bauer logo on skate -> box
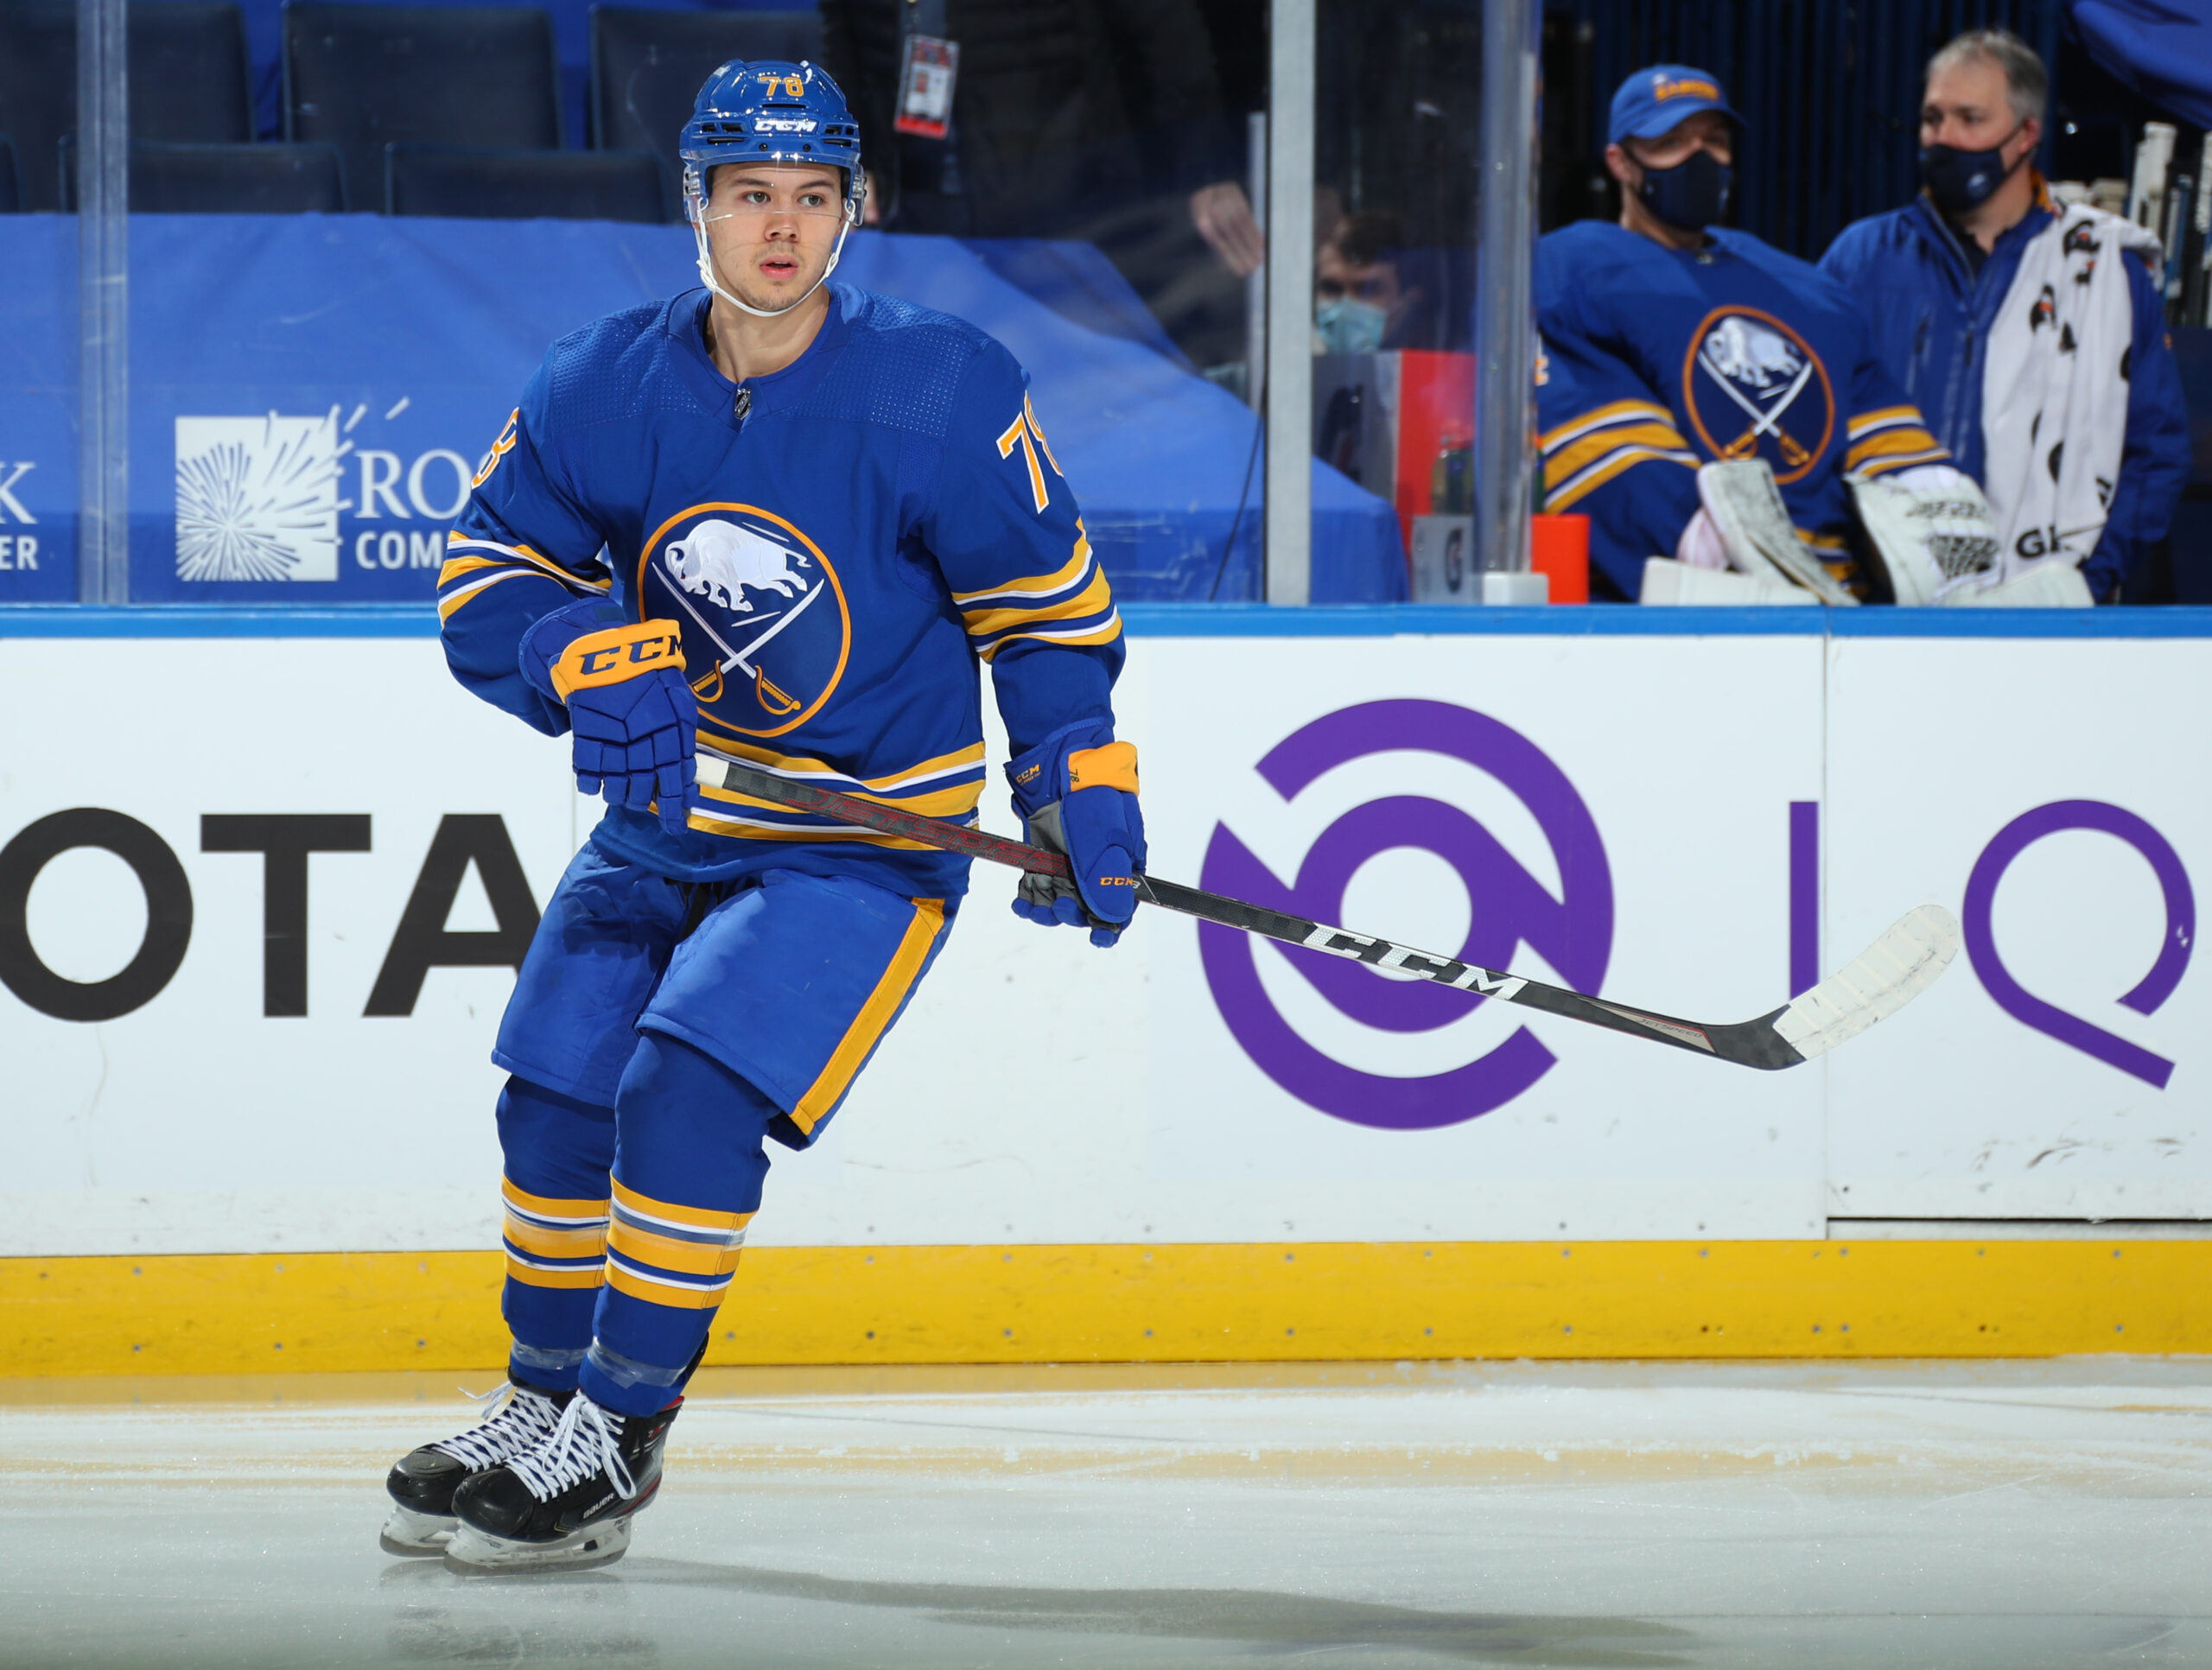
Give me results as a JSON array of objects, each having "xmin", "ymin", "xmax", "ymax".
[
  {"xmin": 637, "ymin": 503, "xmax": 850, "ymax": 740},
  {"xmin": 1197, "ymin": 700, "xmax": 1613, "ymax": 1131}
]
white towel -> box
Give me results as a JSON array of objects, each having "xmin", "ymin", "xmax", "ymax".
[{"xmin": 1980, "ymin": 203, "xmax": 2161, "ymax": 584}]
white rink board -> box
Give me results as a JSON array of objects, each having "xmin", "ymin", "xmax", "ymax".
[
  {"xmin": 1823, "ymin": 636, "xmax": 2212, "ymax": 1222},
  {"xmin": 0, "ymin": 625, "xmax": 2203, "ymax": 1256}
]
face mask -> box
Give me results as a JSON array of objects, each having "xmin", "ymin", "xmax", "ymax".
[
  {"xmin": 1919, "ymin": 128, "xmax": 2026, "ymax": 215},
  {"xmin": 1315, "ymin": 295, "xmax": 1387, "ymax": 354},
  {"xmin": 1637, "ymin": 146, "xmax": 1732, "ymax": 232}
]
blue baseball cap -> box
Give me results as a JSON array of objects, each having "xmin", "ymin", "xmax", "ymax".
[{"xmin": 1608, "ymin": 64, "xmax": 1741, "ymax": 145}]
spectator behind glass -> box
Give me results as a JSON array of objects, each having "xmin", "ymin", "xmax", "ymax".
[
  {"xmin": 817, "ymin": 0, "xmax": 1262, "ymax": 368},
  {"xmin": 1819, "ymin": 30, "xmax": 2189, "ymax": 601},
  {"xmin": 1315, "ymin": 213, "xmax": 1403, "ymax": 353},
  {"xmin": 1534, "ymin": 65, "xmax": 1955, "ymax": 600},
  {"xmin": 1314, "ymin": 211, "xmax": 1464, "ymax": 354}
]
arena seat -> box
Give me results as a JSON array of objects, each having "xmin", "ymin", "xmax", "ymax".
[
  {"xmin": 385, "ymin": 144, "xmax": 661, "ymax": 223},
  {"xmin": 59, "ymin": 137, "xmax": 344, "ymax": 213},
  {"xmin": 132, "ymin": 2, "xmax": 253, "ymax": 143},
  {"xmin": 590, "ymin": 7, "xmax": 821, "ymax": 219},
  {"xmin": 284, "ymin": 3, "xmax": 561, "ymax": 213},
  {"xmin": 0, "ymin": 0, "xmax": 251, "ymax": 212}
]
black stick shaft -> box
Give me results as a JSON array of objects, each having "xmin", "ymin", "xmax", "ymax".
[{"xmin": 703, "ymin": 757, "xmax": 1796, "ymax": 1069}]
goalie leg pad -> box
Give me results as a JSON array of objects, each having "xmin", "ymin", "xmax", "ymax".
[{"xmin": 1697, "ymin": 460, "xmax": 1860, "ymax": 606}]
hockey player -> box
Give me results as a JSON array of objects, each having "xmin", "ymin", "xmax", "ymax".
[
  {"xmin": 1537, "ymin": 65, "xmax": 1957, "ymax": 601},
  {"xmin": 383, "ymin": 60, "xmax": 1140, "ymax": 1573}
]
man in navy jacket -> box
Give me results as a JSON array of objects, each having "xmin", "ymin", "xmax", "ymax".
[{"xmin": 1821, "ymin": 29, "xmax": 2188, "ymax": 600}]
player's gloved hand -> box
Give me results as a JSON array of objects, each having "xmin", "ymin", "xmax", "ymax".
[
  {"xmin": 1005, "ymin": 725, "xmax": 1146, "ymax": 949},
  {"xmin": 520, "ymin": 600, "xmax": 696, "ymax": 835}
]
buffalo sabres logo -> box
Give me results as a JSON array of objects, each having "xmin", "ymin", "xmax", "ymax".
[
  {"xmin": 636, "ymin": 502, "xmax": 850, "ymax": 739},
  {"xmin": 1681, "ymin": 307, "xmax": 1834, "ymax": 485}
]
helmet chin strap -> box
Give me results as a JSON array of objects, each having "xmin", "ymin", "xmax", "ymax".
[{"xmin": 688, "ymin": 194, "xmax": 856, "ymax": 321}]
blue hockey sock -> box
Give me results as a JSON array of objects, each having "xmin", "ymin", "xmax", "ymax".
[
  {"xmin": 582, "ymin": 1032, "xmax": 776, "ymax": 1416},
  {"xmin": 494, "ymin": 1076, "xmax": 616, "ymax": 1392}
]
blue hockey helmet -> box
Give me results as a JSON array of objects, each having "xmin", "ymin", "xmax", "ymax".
[{"xmin": 680, "ymin": 60, "xmax": 865, "ymax": 223}]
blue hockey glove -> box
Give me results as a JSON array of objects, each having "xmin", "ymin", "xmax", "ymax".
[
  {"xmin": 521, "ymin": 601, "xmax": 696, "ymax": 835},
  {"xmin": 1005, "ymin": 726, "xmax": 1145, "ymax": 948}
]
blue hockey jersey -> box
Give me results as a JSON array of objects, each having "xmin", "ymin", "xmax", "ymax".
[
  {"xmin": 1536, "ymin": 222, "xmax": 1949, "ymax": 598},
  {"xmin": 437, "ymin": 283, "xmax": 1123, "ymax": 900}
]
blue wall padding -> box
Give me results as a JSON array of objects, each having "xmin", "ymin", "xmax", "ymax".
[{"xmin": 0, "ymin": 215, "xmax": 1404, "ymax": 606}]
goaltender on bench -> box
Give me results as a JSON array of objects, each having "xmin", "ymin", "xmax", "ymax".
[{"xmin": 1535, "ymin": 62, "xmax": 1996, "ymax": 606}]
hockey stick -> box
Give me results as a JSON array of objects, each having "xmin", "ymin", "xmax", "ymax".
[{"xmin": 698, "ymin": 753, "xmax": 1960, "ymax": 1072}]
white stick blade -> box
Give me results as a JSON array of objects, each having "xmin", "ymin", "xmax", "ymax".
[{"xmin": 1769, "ymin": 904, "xmax": 1960, "ymax": 1062}]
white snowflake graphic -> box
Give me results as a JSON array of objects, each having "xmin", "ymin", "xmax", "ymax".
[{"xmin": 175, "ymin": 412, "xmax": 345, "ymax": 581}]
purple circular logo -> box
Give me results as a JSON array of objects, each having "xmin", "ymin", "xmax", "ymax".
[
  {"xmin": 1198, "ymin": 700, "xmax": 1612, "ymax": 1130},
  {"xmin": 1964, "ymin": 799, "xmax": 2194, "ymax": 1089}
]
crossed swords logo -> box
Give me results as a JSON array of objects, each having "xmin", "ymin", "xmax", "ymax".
[{"xmin": 1698, "ymin": 332, "xmax": 1815, "ymax": 469}]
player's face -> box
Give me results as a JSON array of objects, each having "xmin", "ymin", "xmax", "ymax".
[
  {"xmin": 701, "ymin": 163, "xmax": 848, "ymax": 311},
  {"xmin": 1922, "ymin": 58, "xmax": 2031, "ymax": 156},
  {"xmin": 1629, "ymin": 110, "xmax": 1734, "ymax": 172}
]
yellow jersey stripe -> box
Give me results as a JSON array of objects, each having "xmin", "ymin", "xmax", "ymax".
[
  {"xmin": 791, "ymin": 899, "xmax": 947, "ymax": 1135},
  {"xmin": 976, "ymin": 613, "xmax": 1124, "ymax": 663},
  {"xmin": 962, "ymin": 568, "xmax": 1115, "ymax": 638},
  {"xmin": 697, "ymin": 780, "xmax": 983, "ymax": 820},
  {"xmin": 1543, "ymin": 422, "xmax": 1695, "ymax": 489},
  {"xmin": 1540, "ymin": 399, "xmax": 1676, "ymax": 453},
  {"xmin": 437, "ymin": 554, "xmax": 508, "ymax": 587},
  {"xmin": 443, "ymin": 534, "xmax": 609, "ymax": 592},
  {"xmin": 1544, "ymin": 446, "xmax": 1699, "ymax": 514},
  {"xmin": 1846, "ymin": 405, "xmax": 1924, "ymax": 438},
  {"xmin": 696, "ymin": 738, "xmax": 987, "ymax": 794},
  {"xmin": 683, "ymin": 812, "xmax": 947, "ymax": 850},
  {"xmin": 1847, "ymin": 429, "xmax": 1946, "ymax": 468},
  {"xmin": 948, "ymin": 532, "xmax": 1093, "ymax": 605},
  {"xmin": 436, "ymin": 568, "xmax": 540, "ymax": 621},
  {"xmin": 1853, "ymin": 448, "xmax": 1952, "ymax": 478}
]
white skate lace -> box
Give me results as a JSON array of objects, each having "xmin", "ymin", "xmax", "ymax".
[
  {"xmin": 505, "ymin": 1394, "xmax": 639, "ymax": 1505},
  {"xmin": 429, "ymin": 1382, "xmax": 563, "ymax": 1471}
]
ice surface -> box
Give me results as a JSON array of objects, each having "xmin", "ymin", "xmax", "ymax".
[{"xmin": 0, "ymin": 1358, "xmax": 2206, "ymax": 1667}]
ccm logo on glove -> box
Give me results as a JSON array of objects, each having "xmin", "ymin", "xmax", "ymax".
[{"xmin": 550, "ymin": 623, "xmax": 685, "ymax": 697}]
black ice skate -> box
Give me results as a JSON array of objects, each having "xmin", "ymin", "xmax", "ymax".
[
  {"xmin": 379, "ymin": 1380, "xmax": 574, "ymax": 1556},
  {"xmin": 443, "ymin": 1392, "xmax": 678, "ymax": 1573}
]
